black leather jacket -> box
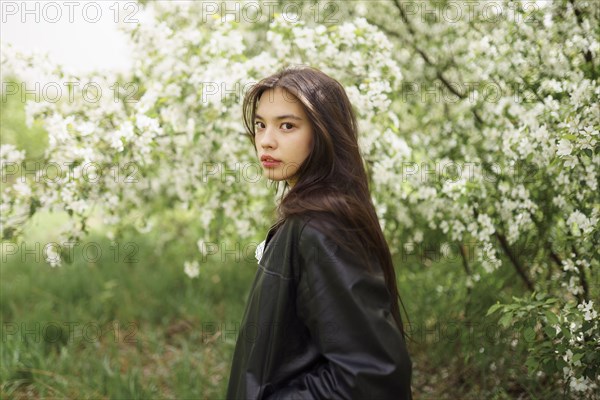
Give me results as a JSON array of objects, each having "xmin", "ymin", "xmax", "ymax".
[{"xmin": 226, "ymin": 215, "xmax": 413, "ymax": 399}]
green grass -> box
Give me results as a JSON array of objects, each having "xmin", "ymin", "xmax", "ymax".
[{"xmin": 1, "ymin": 211, "xmax": 256, "ymax": 399}]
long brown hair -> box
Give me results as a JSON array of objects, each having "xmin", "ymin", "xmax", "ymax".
[{"xmin": 242, "ymin": 65, "xmax": 410, "ymax": 339}]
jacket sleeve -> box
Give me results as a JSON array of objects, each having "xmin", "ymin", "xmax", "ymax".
[{"xmin": 266, "ymin": 222, "xmax": 413, "ymax": 400}]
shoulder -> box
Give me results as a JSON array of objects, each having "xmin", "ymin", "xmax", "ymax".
[
  {"xmin": 297, "ymin": 214, "xmax": 352, "ymax": 268},
  {"xmin": 283, "ymin": 213, "xmax": 338, "ymax": 246},
  {"xmin": 266, "ymin": 214, "xmax": 339, "ymax": 263},
  {"xmin": 277, "ymin": 213, "xmax": 357, "ymax": 262},
  {"xmin": 295, "ymin": 212, "xmax": 379, "ymax": 277},
  {"xmin": 298, "ymin": 211, "xmax": 357, "ymax": 251},
  {"xmin": 277, "ymin": 213, "xmax": 335, "ymax": 238}
]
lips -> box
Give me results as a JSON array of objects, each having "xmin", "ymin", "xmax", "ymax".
[{"xmin": 261, "ymin": 155, "xmax": 281, "ymax": 162}]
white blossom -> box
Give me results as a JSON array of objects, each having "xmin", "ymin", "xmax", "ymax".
[
  {"xmin": 577, "ymin": 301, "xmax": 598, "ymax": 322},
  {"xmin": 556, "ymin": 138, "xmax": 573, "ymax": 156},
  {"xmin": 184, "ymin": 260, "xmax": 200, "ymax": 278}
]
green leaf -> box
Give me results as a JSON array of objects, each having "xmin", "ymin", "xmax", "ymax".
[
  {"xmin": 486, "ymin": 303, "xmax": 503, "ymax": 316},
  {"xmin": 542, "ymin": 359, "xmax": 557, "ymax": 374},
  {"xmin": 523, "ymin": 327, "xmax": 536, "ymax": 342},
  {"xmin": 535, "ymin": 292, "xmax": 545, "ymax": 301},
  {"xmin": 499, "ymin": 313, "xmax": 513, "ymax": 328},
  {"xmin": 543, "ymin": 326, "xmax": 557, "ymax": 339},
  {"xmin": 544, "ymin": 311, "xmax": 559, "ymax": 325},
  {"xmin": 525, "ymin": 357, "xmax": 539, "ymax": 371}
]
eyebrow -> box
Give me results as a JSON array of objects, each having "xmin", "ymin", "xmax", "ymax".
[{"xmin": 255, "ymin": 114, "xmax": 303, "ymax": 121}]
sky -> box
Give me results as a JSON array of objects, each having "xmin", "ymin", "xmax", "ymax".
[{"xmin": 1, "ymin": 1, "xmax": 139, "ymax": 77}]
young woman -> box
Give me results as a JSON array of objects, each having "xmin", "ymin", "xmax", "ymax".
[{"xmin": 226, "ymin": 66, "xmax": 413, "ymax": 399}]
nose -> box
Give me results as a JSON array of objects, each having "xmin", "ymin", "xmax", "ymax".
[{"xmin": 259, "ymin": 125, "xmax": 277, "ymax": 150}]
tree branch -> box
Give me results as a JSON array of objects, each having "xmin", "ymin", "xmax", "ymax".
[
  {"xmin": 570, "ymin": 245, "xmax": 590, "ymax": 302},
  {"xmin": 495, "ymin": 232, "xmax": 535, "ymax": 292},
  {"xmin": 458, "ymin": 242, "xmax": 473, "ymax": 316},
  {"xmin": 384, "ymin": 0, "xmax": 483, "ymax": 125},
  {"xmin": 568, "ymin": 0, "xmax": 595, "ymax": 67}
]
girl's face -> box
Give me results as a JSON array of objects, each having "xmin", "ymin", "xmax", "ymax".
[{"xmin": 255, "ymin": 87, "xmax": 313, "ymax": 187}]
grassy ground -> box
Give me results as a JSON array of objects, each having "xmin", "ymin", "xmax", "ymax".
[
  {"xmin": 1, "ymin": 210, "xmax": 554, "ymax": 399},
  {"xmin": 1, "ymin": 210, "xmax": 253, "ymax": 399}
]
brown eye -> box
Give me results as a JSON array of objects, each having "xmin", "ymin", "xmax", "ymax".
[
  {"xmin": 255, "ymin": 121, "xmax": 265, "ymax": 129},
  {"xmin": 281, "ymin": 122, "xmax": 294, "ymax": 130}
]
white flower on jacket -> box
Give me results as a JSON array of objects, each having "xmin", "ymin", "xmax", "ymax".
[{"xmin": 256, "ymin": 239, "xmax": 266, "ymax": 263}]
